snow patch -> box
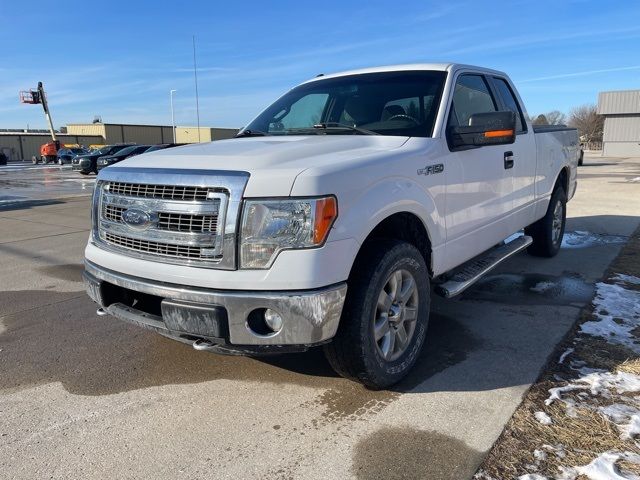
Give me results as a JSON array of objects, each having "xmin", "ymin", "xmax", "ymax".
[
  {"xmin": 561, "ymin": 231, "xmax": 627, "ymax": 249},
  {"xmin": 580, "ymin": 279, "xmax": 640, "ymax": 354},
  {"xmin": 534, "ymin": 411, "xmax": 553, "ymax": 425},
  {"xmin": 629, "ymin": 177, "xmax": 640, "ymax": 183},
  {"xmin": 559, "ymin": 347, "xmax": 575, "ymax": 364},
  {"xmin": 533, "ymin": 449, "xmax": 548, "ymax": 461},
  {"xmin": 546, "ymin": 370, "xmax": 640, "ymax": 406},
  {"xmin": 558, "ymin": 451, "xmax": 640, "ymax": 480}
]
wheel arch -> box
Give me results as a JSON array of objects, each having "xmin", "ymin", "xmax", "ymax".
[
  {"xmin": 350, "ymin": 211, "xmax": 434, "ymax": 279},
  {"xmin": 555, "ymin": 166, "xmax": 570, "ymax": 194}
]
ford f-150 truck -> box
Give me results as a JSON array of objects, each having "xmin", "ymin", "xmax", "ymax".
[{"xmin": 83, "ymin": 63, "xmax": 578, "ymax": 388}]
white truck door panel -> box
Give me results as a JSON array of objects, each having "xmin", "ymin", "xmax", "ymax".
[{"xmin": 441, "ymin": 73, "xmax": 514, "ymax": 270}]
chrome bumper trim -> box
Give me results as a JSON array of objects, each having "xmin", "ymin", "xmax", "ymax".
[{"xmin": 83, "ymin": 260, "xmax": 347, "ymax": 346}]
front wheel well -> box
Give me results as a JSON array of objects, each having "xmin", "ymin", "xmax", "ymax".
[{"xmin": 353, "ymin": 212, "xmax": 432, "ymax": 277}]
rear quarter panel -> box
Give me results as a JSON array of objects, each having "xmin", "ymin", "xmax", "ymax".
[{"xmin": 533, "ymin": 128, "xmax": 579, "ymax": 218}]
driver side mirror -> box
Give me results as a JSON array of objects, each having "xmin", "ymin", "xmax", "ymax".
[{"xmin": 448, "ymin": 111, "xmax": 516, "ymax": 150}]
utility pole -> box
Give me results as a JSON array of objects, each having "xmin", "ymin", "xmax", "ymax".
[
  {"xmin": 192, "ymin": 35, "xmax": 201, "ymax": 142},
  {"xmin": 170, "ymin": 89, "xmax": 177, "ymax": 143}
]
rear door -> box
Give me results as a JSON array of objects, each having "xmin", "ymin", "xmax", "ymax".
[
  {"xmin": 440, "ymin": 73, "xmax": 515, "ymax": 267},
  {"xmin": 488, "ymin": 76, "xmax": 537, "ymax": 226}
]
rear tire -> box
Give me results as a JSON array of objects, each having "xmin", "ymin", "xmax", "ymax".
[
  {"xmin": 525, "ymin": 186, "xmax": 567, "ymax": 257},
  {"xmin": 323, "ymin": 239, "xmax": 430, "ymax": 389}
]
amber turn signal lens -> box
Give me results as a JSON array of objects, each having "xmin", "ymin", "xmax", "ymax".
[
  {"xmin": 484, "ymin": 129, "xmax": 514, "ymax": 138},
  {"xmin": 313, "ymin": 197, "xmax": 338, "ymax": 244}
]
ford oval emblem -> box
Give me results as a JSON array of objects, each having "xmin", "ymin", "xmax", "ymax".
[{"xmin": 121, "ymin": 208, "xmax": 154, "ymax": 229}]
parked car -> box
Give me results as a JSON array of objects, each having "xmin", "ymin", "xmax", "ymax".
[
  {"xmin": 72, "ymin": 144, "xmax": 135, "ymax": 174},
  {"xmin": 57, "ymin": 147, "xmax": 88, "ymax": 165},
  {"xmin": 143, "ymin": 143, "xmax": 186, "ymax": 153},
  {"xmin": 83, "ymin": 63, "xmax": 579, "ymax": 388},
  {"xmin": 96, "ymin": 145, "xmax": 152, "ymax": 171}
]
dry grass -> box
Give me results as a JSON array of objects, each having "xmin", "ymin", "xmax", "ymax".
[
  {"xmin": 617, "ymin": 358, "xmax": 640, "ymax": 376},
  {"xmin": 478, "ymin": 225, "xmax": 640, "ymax": 479}
]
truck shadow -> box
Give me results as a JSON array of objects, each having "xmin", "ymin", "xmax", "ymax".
[{"xmin": 0, "ymin": 291, "xmax": 481, "ymax": 398}]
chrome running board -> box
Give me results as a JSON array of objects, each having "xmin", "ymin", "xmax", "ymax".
[{"xmin": 434, "ymin": 235, "xmax": 532, "ymax": 298}]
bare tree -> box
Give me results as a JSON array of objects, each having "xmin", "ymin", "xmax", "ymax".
[
  {"xmin": 532, "ymin": 114, "xmax": 549, "ymax": 125},
  {"xmin": 545, "ymin": 110, "xmax": 567, "ymax": 125},
  {"xmin": 528, "ymin": 111, "xmax": 566, "ymax": 125},
  {"xmin": 568, "ymin": 104, "xmax": 604, "ymax": 143}
]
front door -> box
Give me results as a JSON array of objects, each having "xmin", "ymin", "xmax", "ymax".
[{"xmin": 441, "ymin": 73, "xmax": 515, "ymax": 269}]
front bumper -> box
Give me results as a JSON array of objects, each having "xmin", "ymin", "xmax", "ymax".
[
  {"xmin": 73, "ymin": 158, "xmax": 93, "ymax": 172},
  {"xmin": 83, "ymin": 260, "xmax": 347, "ymax": 353}
]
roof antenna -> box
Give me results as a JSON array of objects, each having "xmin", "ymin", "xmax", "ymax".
[
  {"xmin": 316, "ymin": 73, "xmax": 324, "ymax": 77},
  {"xmin": 192, "ymin": 35, "xmax": 201, "ymax": 142}
]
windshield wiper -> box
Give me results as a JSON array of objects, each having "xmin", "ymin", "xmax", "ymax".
[
  {"xmin": 236, "ymin": 129, "xmax": 269, "ymax": 137},
  {"xmin": 313, "ymin": 122, "xmax": 378, "ymax": 135}
]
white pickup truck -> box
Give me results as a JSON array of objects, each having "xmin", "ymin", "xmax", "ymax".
[{"xmin": 84, "ymin": 63, "xmax": 579, "ymax": 388}]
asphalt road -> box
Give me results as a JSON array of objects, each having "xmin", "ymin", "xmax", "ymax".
[{"xmin": 1, "ymin": 154, "xmax": 639, "ymax": 479}]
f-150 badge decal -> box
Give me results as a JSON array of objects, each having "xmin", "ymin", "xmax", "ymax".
[{"xmin": 417, "ymin": 164, "xmax": 444, "ymax": 176}]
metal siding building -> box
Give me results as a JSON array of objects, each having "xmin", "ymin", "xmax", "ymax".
[
  {"xmin": 597, "ymin": 90, "xmax": 640, "ymax": 157},
  {"xmin": 1, "ymin": 124, "xmax": 239, "ymax": 161},
  {"xmin": 67, "ymin": 123, "xmax": 238, "ymax": 145},
  {"xmin": 0, "ymin": 133, "xmax": 104, "ymax": 161}
]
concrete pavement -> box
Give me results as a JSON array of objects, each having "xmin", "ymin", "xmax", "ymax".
[{"xmin": 0, "ymin": 153, "xmax": 639, "ymax": 479}]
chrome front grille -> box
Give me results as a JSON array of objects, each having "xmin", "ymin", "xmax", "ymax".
[
  {"xmin": 104, "ymin": 233, "xmax": 207, "ymax": 259},
  {"xmin": 103, "ymin": 204, "xmax": 218, "ymax": 233},
  {"xmin": 92, "ymin": 168, "xmax": 249, "ymax": 270},
  {"xmin": 107, "ymin": 181, "xmax": 211, "ymax": 201},
  {"xmin": 94, "ymin": 178, "xmax": 233, "ymax": 267}
]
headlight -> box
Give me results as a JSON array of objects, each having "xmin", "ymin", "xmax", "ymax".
[{"xmin": 240, "ymin": 196, "xmax": 337, "ymax": 269}]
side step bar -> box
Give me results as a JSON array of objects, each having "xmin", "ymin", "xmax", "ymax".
[{"xmin": 434, "ymin": 235, "xmax": 532, "ymax": 298}]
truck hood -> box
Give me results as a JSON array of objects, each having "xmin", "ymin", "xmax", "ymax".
[{"xmin": 119, "ymin": 135, "xmax": 409, "ymax": 196}]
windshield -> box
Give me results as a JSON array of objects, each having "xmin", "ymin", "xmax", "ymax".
[
  {"xmin": 71, "ymin": 148, "xmax": 86, "ymax": 154},
  {"xmin": 115, "ymin": 146, "xmax": 138, "ymax": 155},
  {"xmin": 108, "ymin": 145, "xmax": 132, "ymax": 154},
  {"xmin": 244, "ymin": 71, "xmax": 446, "ymax": 137},
  {"xmin": 145, "ymin": 144, "xmax": 172, "ymax": 152}
]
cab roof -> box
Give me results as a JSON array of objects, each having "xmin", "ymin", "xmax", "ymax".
[{"xmin": 302, "ymin": 63, "xmax": 508, "ymax": 84}]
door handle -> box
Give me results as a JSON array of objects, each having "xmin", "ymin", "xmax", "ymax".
[{"xmin": 504, "ymin": 151, "xmax": 514, "ymax": 169}]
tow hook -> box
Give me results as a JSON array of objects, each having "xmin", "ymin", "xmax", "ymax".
[{"xmin": 192, "ymin": 339, "xmax": 216, "ymax": 351}]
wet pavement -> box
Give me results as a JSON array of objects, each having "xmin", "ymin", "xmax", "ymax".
[
  {"xmin": 0, "ymin": 162, "xmax": 95, "ymax": 208},
  {"xmin": 0, "ymin": 153, "xmax": 639, "ymax": 479}
]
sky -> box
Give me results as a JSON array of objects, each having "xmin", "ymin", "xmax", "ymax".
[{"xmin": 1, "ymin": 0, "xmax": 639, "ymax": 130}]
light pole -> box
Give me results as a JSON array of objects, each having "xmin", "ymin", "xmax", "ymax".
[{"xmin": 170, "ymin": 89, "xmax": 177, "ymax": 143}]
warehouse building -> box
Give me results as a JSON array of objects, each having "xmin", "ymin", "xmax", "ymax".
[
  {"xmin": 0, "ymin": 132, "xmax": 104, "ymax": 161},
  {"xmin": 597, "ymin": 89, "xmax": 640, "ymax": 157},
  {"xmin": 66, "ymin": 123, "xmax": 238, "ymax": 145},
  {"xmin": 0, "ymin": 123, "xmax": 239, "ymax": 161}
]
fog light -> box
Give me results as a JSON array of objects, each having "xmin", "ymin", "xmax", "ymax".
[{"xmin": 264, "ymin": 309, "xmax": 283, "ymax": 333}]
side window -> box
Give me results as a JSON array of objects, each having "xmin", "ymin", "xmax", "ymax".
[
  {"xmin": 493, "ymin": 78, "xmax": 525, "ymax": 132},
  {"xmin": 449, "ymin": 75, "xmax": 497, "ymax": 127},
  {"xmin": 269, "ymin": 93, "xmax": 329, "ymax": 132}
]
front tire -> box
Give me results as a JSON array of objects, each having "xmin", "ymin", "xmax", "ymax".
[
  {"xmin": 324, "ymin": 239, "xmax": 430, "ymax": 389},
  {"xmin": 525, "ymin": 186, "xmax": 567, "ymax": 257}
]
